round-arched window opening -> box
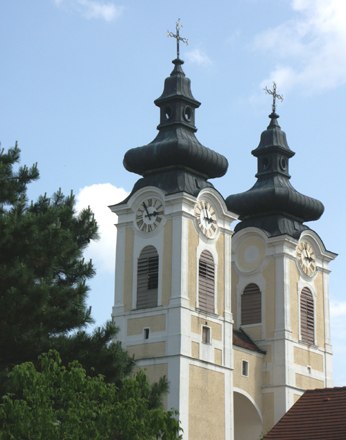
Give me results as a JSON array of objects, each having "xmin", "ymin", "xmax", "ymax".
[
  {"xmin": 280, "ymin": 157, "xmax": 287, "ymax": 171},
  {"xmin": 164, "ymin": 106, "xmax": 173, "ymax": 121},
  {"xmin": 183, "ymin": 106, "xmax": 192, "ymax": 122}
]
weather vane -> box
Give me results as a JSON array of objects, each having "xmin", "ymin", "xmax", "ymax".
[
  {"xmin": 264, "ymin": 82, "xmax": 283, "ymax": 114},
  {"xmin": 167, "ymin": 18, "xmax": 188, "ymax": 60}
]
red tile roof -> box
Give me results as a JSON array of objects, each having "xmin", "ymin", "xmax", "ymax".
[
  {"xmin": 264, "ymin": 386, "xmax": 346, "ymax": 440},
  {"xmin": 233, "ymin": 328, "xmax": 265, "ymax": 354}
]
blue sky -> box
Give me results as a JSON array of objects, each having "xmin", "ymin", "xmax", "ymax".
[{"xmin": 1, "ymin": 0, "xmax": 345, "ymax": 384}]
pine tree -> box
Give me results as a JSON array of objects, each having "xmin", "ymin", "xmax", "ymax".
[
  {"xmin": 0, "ymin": 145, "xmax": 133, "ymax": 384},
  {"xmin": 0, "ymin": 145, "xmax": 181, "ymax": 437}
]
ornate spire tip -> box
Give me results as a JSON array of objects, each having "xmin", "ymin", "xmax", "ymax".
[
  {"xmin": 167, "ymin": 18, "xmax": 188, "ymax": 60},
  {"xmin": 264, "ymin": 81, "xmax": 283, "ymax": 114}
]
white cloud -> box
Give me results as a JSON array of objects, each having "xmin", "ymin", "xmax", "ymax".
[
  {"xmin": 54, "ymin": 0, "xmax": 124, "ymax": 22},
  {"xmin": 76, "ymin": 183, "xmax": 128, "ymax": 274},
  {"xmin": 254, "ymin": 0, "xmax": 346, "ymax": 93},
  {"xmin": 185, "ymin": 49, "xmax": 212, "ymax": 66}
]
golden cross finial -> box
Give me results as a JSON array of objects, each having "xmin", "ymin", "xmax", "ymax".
[
  {"xmin": 264, "ymin": 82, "xmax": 283, "ymax": 113},
  {"xmin": 167, "ymin": 19, "xmax": 188, "ymax": 59}
]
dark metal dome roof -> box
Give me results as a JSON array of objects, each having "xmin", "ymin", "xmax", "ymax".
[
  {"xmin": 226, "ymin": 112, "xmax": 324, "ymax": 238},
  {"xmin": 123, "ymin": 59, "xmax": 228, "ymax": 197}
]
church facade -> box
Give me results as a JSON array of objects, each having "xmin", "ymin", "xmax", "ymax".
[{"xmin": 110, "ymin": 43, "xmax": 336, "ymax": 439}]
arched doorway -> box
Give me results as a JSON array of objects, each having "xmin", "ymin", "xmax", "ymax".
[{"xmin": 234, "ymin": 391, "xmax": 262, "ymax": 440}]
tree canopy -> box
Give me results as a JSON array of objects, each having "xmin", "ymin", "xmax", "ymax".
[
  {"xmin": 0, "ymin": 144, "xmax": 132, "ymax": 383},
  {"xmin": 0, "ymin": 144, "xmax": 182, "ymax": 437},
  {"xmin": 0, "ymin": 351, "xmax": 181, "ymax": 440}
]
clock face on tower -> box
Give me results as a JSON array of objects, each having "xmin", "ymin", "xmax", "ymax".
[
  {"xmin": 296, "ymin": 241, "xmax": 316, "ymax": 277},
  {"xmin": 135, "ymin": 197, "xmax": 164, "ymax": 233},
  {"xmin": 194, "ymin": 200, "xmax": 218, "ymax": 239}
]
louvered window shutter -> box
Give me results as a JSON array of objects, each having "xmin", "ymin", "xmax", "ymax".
[
  {"xmin": 241, "ymin": 283, "xmax": 262, "ymax": 325},
  {"xmin": 137, "ymin": 246, "xmax": 159, "ymax": 309},
  {"xmin": 300, "ymin": 287, "xmax": 314, "ymax": 345},
  {"xmin": 198, "ymin": 250, "xmax": 215, "ymax": 313}
]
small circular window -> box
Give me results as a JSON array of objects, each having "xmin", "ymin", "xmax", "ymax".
[
  {"xmin": 280, "ymin": 157, "xmax": 287, "ymax": 171},
  {"xmin": 183, "ymin": 106, "xmax": 192, "ymax": 122}
]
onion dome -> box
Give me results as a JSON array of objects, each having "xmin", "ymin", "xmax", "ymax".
[
  {"xmin": 123, "ymin": 58, "xmax": 228, "ymax": 197},
  {"xmin": 226, "ymin": 112, "xmax": 324, "ymax": 239}
]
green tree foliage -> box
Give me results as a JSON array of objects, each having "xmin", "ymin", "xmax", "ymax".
[
  {"xmin": 0, "ymin": 145, "xmax": 134, "ymax": 383},
  {"xmin": 0, "ymin": 351, "xmax": 182, "ymax": 439},
  {"xmin": 0, "ymin": 144, "xmax": 181, "ymax": 437}
]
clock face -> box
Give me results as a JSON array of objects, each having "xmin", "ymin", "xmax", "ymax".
[
  {"xmin": 194, "ymin": 200, "xmax": 218, "ymax": 238},
  {"xmin": 296, "ymin": 241, "xmax": 316, "ymax": 277},
  {"xmin": 136, "ymin": 197, "xmax": 164, "ymax": 233}
]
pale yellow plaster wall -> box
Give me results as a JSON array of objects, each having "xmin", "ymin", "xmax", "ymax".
[
  {"xmin": 124, "ymin": 228, "xmax": 134, "ymax": 312},
  {"xmin": 191, "ymin": 341, "xmax": 199, "ymax": 359},
  {"xmin": 233, "ymin": 347, "xmax": 263, "ymax": 409},
  {"xmin": 261, "ymin": 344, "xmax": 272, "ymax": 363},
  {"xmin": 191, "ymin": 316, "xmax": 222, "ymax": 341},
  {"xmin": 189, "ymin": 365, "xmax": 225, "ymax": 440},
  {"xmin": 262, "ymin": 371, "xmax": 270, "ymax": 386},
  {"xmin": 263, "ymin": 258, "xmax": 276, "ymax": 339},
  {"xmin": 294, "ymin": 393, "xmax": 302, "ymax": 403},
  {"xmin": 162, "ymin": 219, "xmax": 173, "ymax": 306},
  {"xmin": 262, "ymin": 392, "xmax": 274, "ymax": 435},
  {"xmin": 188, "ymin": 222, "xmax": 199, "ymax": 307},
  {"xmin": 127, "ymin": 341, "xmax": 166, "ymax": 359},
  {"xmin": 127, "ymin": 314, "xmax": 166, "ymax": 336},
  {"xmin": 315, "ymin": 272, "xmax": 325, "ymax": 347},
  {"xmin": 216, "ymin": 233, "xmax": 225, "ymax": 316},
  {"xmin": 294, "ymin": 347, "xmax": 324, "ymax": 372},
  {"xmin": 295, "ymin": 373, "xmax": 324, "ymax": 389},
  {"xmin": 242, "ymin": 324, "xmax": 262, "ymax": 341},
  {"xmin": 289, "ymin": 259, "xmax": 300, "ymax": 340}
]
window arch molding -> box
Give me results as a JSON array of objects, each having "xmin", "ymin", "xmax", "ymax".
[{"xmin": 132, "ymin": 234, "xmax": 163, "ymax": 309}]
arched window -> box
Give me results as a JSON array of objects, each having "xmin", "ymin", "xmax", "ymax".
[
  {"xmin": 300, "ymin": 287, "xmax": 314, "ymax": 345},
  {"xmin": 137, "ymin": 245, "xmax": 159, "ymax": 309},
  {"xmin": 241, "ymin": 283, "xmax": 261, "ymax": 325},
  {"xmin": 198, "ymin": 250, "xmax": 215, "ymax": 313}
]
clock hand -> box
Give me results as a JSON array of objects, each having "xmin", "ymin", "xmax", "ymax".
[
  {"xmin": 142, "ymin": 202, "xmax": 152, "ymax": 219},
  {"xmin": 152, "ymin": 210, "xmax": 163, "ymax": 216}
]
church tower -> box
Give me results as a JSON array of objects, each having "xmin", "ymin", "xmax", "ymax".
[
  {"xmin": 111, "ymin": 24, "xmax": 237, "ymax": 440},
  {"xmin": 226, "ymin": 90, "xmax": 336, "ymax": 434}
]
